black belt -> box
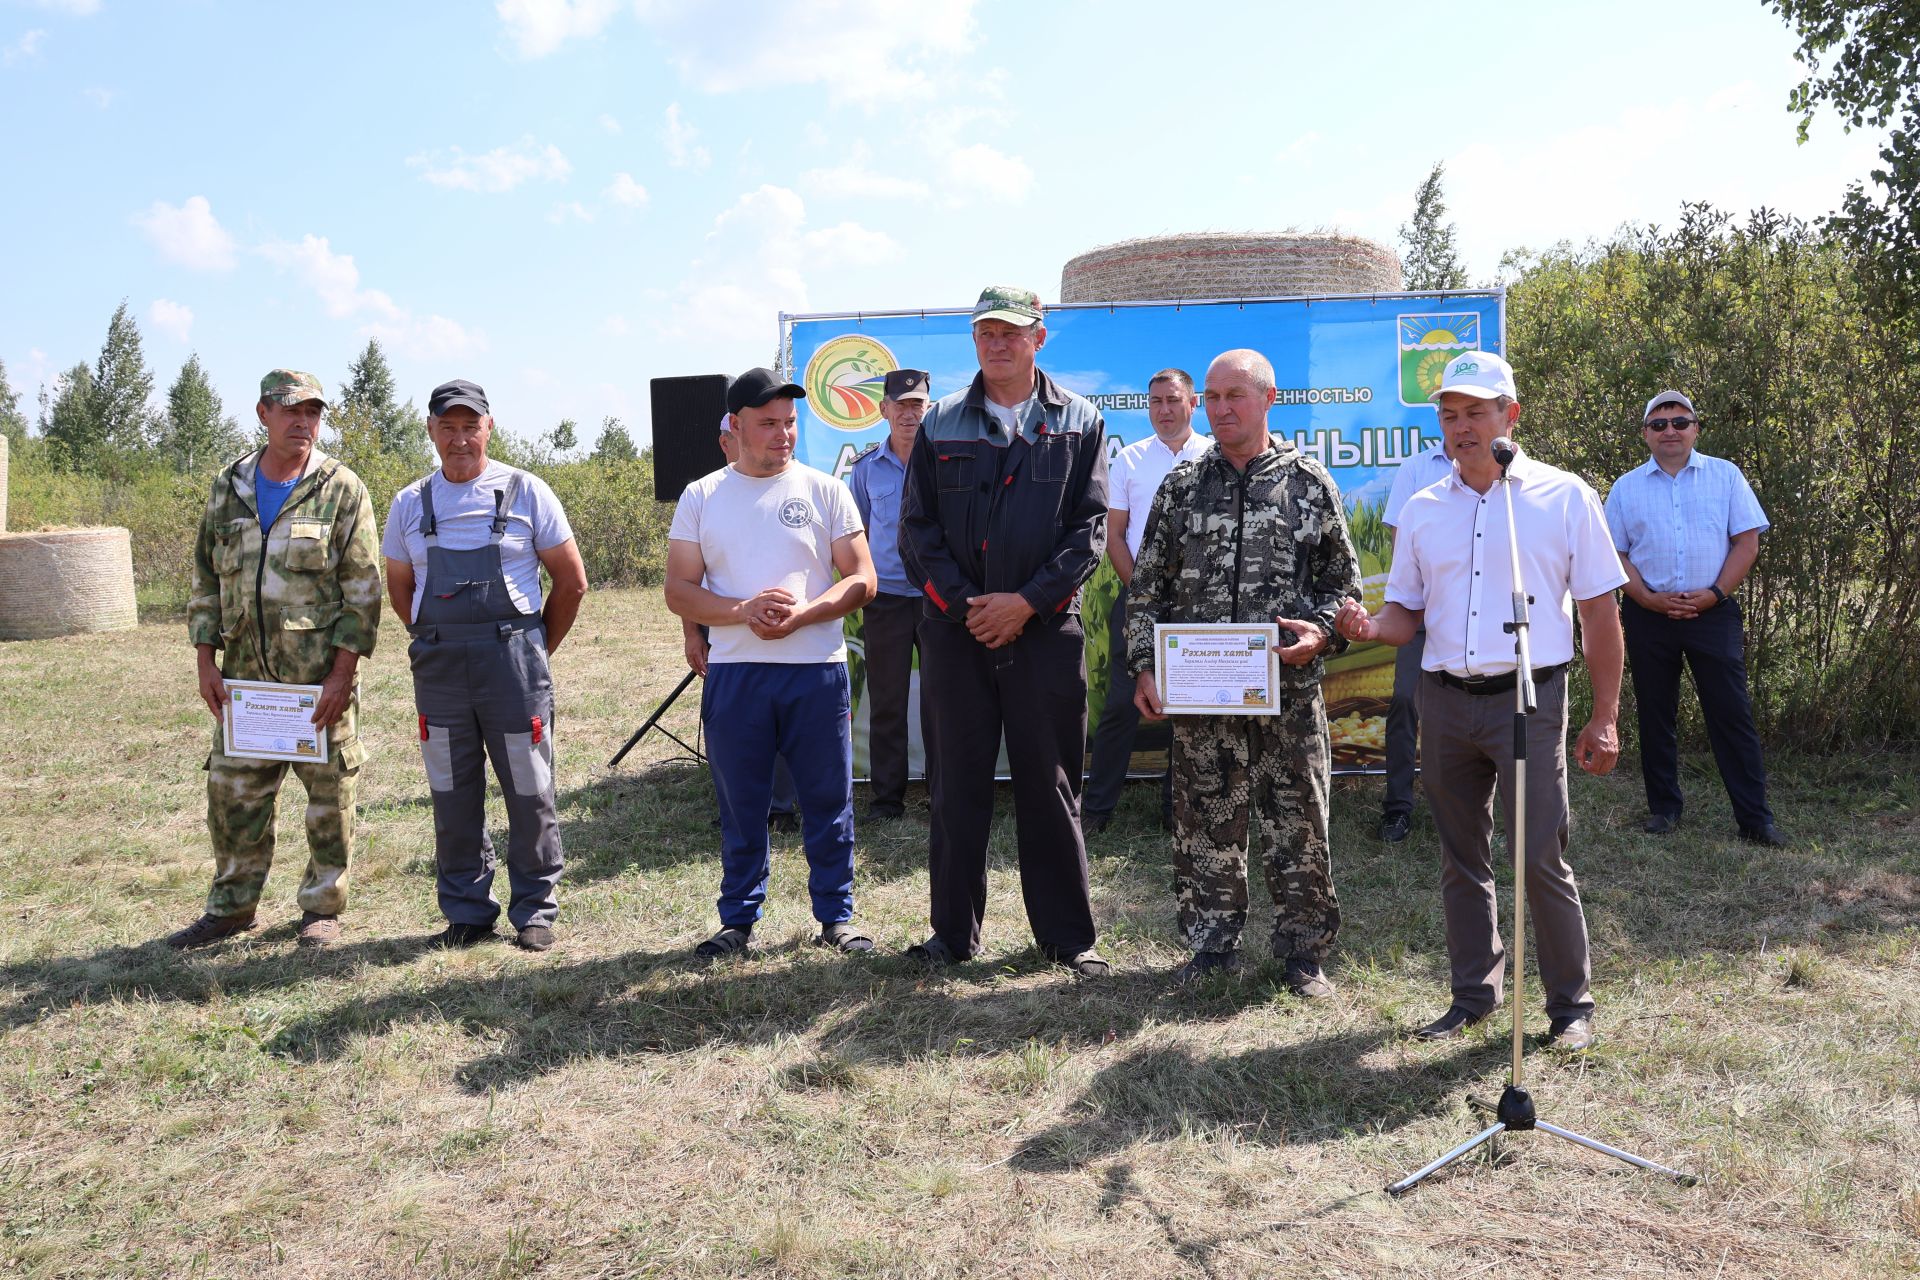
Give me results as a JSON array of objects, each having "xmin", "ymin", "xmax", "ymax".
[{"xmin": 1428, "ymin": 664, "xmax": 1565, "ymax": 695}]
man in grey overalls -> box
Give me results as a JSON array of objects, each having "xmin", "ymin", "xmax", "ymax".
[{"xmin": 383, "ymin": 379, "xmax": 590, "ymax": 950}]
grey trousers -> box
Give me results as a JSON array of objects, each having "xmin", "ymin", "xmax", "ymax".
[
  {"xmin": 1417, "ymin": 668, "xmax": 1594, "ymax": 1021},
  {"xmin": 1381, "ymin": 628, "xmax": 1426, "ymax": 819}
]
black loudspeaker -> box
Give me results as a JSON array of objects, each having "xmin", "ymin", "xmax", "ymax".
[{"xmin": 650, "ymin": 374, "xmax": 731, "ymax": 501}]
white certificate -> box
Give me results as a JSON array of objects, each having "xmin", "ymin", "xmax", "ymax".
[
  {"xmin": 1153, "ymin": 624, "xmax": 1282, "ymax": 716},
  {"xmin": 222, "ymin": 680, "xmax": 330, "ymax": 763}
]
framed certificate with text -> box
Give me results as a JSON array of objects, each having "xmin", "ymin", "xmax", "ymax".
[
  {"xmin": 222, "ymin": 680, "xmax": 330, "ymax": 763},
  {"xmin": 1153, "ymin": 624, "xmax": 1283, "ymax": 716}
]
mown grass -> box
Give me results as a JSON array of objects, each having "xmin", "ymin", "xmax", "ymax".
[{"xmin": 0, "ymin": 589, "xmax": 1915, "ymax": 1278}]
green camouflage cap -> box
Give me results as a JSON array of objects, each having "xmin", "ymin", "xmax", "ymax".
[
  {"xmin": 971, "ymin": 284, "xmax": 1044, "ymax": 327},
  {"xmin": 260, "ymin": 368, "xmax": 329, "ymax": 407}
]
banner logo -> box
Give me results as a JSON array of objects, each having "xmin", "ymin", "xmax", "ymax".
[
  {"xmin": 804, "ymin": 335, "xmax": 898, "ymax": 431},
  {"xmin": 1397, "ymin": 313, "xmax": 1481, "ymax": 406}
]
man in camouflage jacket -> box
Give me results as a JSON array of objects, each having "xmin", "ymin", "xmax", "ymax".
[
  {"xmin": 168, "ymin": 369, "xmax": 382, "ymax": 950},
  {"xmin": 1126, "ymin": 349, "xmax": 1362, "ymax": 994}
]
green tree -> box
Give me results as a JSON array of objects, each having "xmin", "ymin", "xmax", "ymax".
[
  {"xmin": 592, "ymin": 416, "xmax": 637, "ymax": 462},
  {"xmin": 1398, "ymin": 161, "xmax": 1469, "ymax": 291},
  {"xmin": 41, "ymin": 362, "xmax": 101, "ymax": 471},
  {"xmin": 157, "ymin": 353, "xmax": 246, "ymax": 472},
  {"xmin": 0, "ymin": 357, "xmax": 27, "ymax": 446},
  {"xmin": 340, "ymin": 338, "xmax": 429, "ymax": 462},
  {"xmin": 549, "ymin": 418, "xmax": 579, "ymax": 455},
  {"xmin": 91, "ymin": 299, "xmax": 158, "ymax": 463},
  {"xmin": 1773, "ymin": 0, "xmax": 1920, "ymax": 300}
]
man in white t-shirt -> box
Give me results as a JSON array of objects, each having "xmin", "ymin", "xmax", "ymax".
[
  {"xmin": 1336, "ymin": 351, "xmax": 1626, "ymax": 1054},
  {"xmin": 1083, "ymin": 367, "xmax": 1211, "ymax": 834},
  {"xmin": 384, "ymin": 378, "xmax": 589, "ymax": 953},
  {"xmin": 666, "ymin": 367, "xmax": 878, "ymax": 961}
]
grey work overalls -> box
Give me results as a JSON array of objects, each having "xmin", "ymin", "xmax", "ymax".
[{"xmin": 407, "ymin": 469, "xmax": 563, "ymax": 930}]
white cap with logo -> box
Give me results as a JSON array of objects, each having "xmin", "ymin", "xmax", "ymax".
[{"xmin": 1430, "ymin": 350, "xmax": 1517, "ymax": 402}]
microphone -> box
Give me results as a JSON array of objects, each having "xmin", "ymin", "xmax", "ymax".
[{"xmin": 1491, "ymin": 437, "xmax": 1516, "ymax": 470}]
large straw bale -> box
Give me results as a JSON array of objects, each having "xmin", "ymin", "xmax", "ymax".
[
  {"xmin": 1061, "ymin": 231, "xmax": 1403, "ymax": 303},
  {"xmin": 0, "ymin": 526, "xmax": 139, "ymax": 641}
]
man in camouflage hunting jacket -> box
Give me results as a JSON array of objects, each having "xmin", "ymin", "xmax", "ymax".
[
  {"xmin": 1127, "ymin": 349, "xmax": 1362, "ymax": 995},
  {"xmin": 168, "ymin": 369, "xmax": 382, "ymax": 951}
]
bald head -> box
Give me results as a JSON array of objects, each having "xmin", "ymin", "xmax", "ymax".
[{"xmin": 1207, "ymin": 348, "xmax": 1276, "ymax": 393}]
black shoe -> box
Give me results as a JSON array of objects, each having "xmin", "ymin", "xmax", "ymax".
[
  {"xmin": 865, "ymin": 804, "xmax": 905, "ymax": 824},
  {"xmin": 1378, "ymin": 813, "xmax": 1412, "ymax": 843},
  {"xmin": 1739, "ymin": 823, "xmax": 1788, "ymax": 847},
  {"xmin": 432, "ymin": 922, "xmax": 497, "ymax": 949},
  {"xmin": 1175, "ymin": 949, "xmax": 1242, "ymax": 985},
  {"xmin": 768, "ymin": 811, "xmax": 799, "ymax": 834},
  {"xmin": 1082, "ymin": 811, "xmax": 1111, "ymax": 836},
  {"xmin": 514, "ymin": 925, "xmax": 555, "ymax": 952},
  {"xmin": 1547, "ymin": 1015, "xmax": 1595, "ymax": 1052},
  {"xmin": 1643, "ymin": 812, "xmax": 1681, "ymax": 835},
  {"xmin": 1284, "ymin": 956, "xmax": 1334, "ymax": 999},
  {"xmin": 1412, "ymin": 1005, "xmax": 1485, "ymax": 1040}
]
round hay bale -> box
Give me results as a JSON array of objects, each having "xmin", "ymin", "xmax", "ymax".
[
  {"xmin": 1060, "ymin": 231, "xmax": 1403, "ymax": 304},
  {"xmin": 0, "ymin": 527, "xmax": 139, "ymax": 641}
]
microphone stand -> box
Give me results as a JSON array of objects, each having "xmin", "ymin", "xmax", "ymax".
[{"xmin": 1386, "ymin": 439, "xmax": 1694, "ymax": 1196}]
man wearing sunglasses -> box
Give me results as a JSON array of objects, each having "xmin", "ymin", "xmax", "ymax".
[{"xmin": 1604, "ymin": 391, "xmax": 1783, "ymax": 846}]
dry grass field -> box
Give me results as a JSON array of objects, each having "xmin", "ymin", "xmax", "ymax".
[{"xmin": 1, "ymin": 589, "xmax": 1916, "ymax": 1278}]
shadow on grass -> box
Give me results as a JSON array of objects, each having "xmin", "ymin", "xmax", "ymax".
[
  {"xmin": 262, "ymin": 941, "xmax": 1316, "ymax": 1094},
  {"xmin": 1011, "ymin": 1028, "xmax": 1494, "ymax": 1172}
]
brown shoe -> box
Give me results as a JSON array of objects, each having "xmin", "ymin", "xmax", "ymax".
[
  {"xmin": 1548, "ymin": 1016, "xmax": 1595, "ymax": 1053},
  {"xmin": 166, "ymin": 911, "xmax": 257, "ymax": 951},
  {"xmin": 296, "ymin": 912, "xmax": 341, "ymax": 948}
]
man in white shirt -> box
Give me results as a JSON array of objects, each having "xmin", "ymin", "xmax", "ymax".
[
  {"xmin": 1083, "ymin": 368, "xmax": 1211, "ymax": 834},
  {"xmin": 665, "ymin": 368, "xmax": 878, "ymax": 961},
  {"xmin": 1335, "ymin": 351, "xmax": 1626, "ymax": 1053},
  {"xmin": 1375, "ymin": 438, "xmax": 1454, "ymax": 843}
]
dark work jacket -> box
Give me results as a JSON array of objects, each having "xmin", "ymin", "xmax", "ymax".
[{"xmin": 900, "ymin": 367, "xmax": 1108, "ymax": 626}]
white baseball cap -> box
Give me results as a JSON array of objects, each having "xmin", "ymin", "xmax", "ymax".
[
  {"xmin": 1643, "ymin": 390, "xmax": 1695, "ymax": 421},
  {"xmin": 1431, "ymin": 350, "xmax": 1517, "ymax": 402}
]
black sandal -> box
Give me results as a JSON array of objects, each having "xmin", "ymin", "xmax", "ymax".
[
  {"xmin": 905, "ymin": 935, "xmax": 960, "ymax": 965},
  {"xmin": 693, "ymin": 926, "xmax": 753, "ymax": 961},
  {"xmin": 815, "ymin": 921, "xmax": 874, "ymax": 953}
]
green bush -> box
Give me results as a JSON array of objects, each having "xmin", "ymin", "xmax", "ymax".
[{"xmin": 1506, "ymin": 204, "xmax": 1920, "ymax": 746}]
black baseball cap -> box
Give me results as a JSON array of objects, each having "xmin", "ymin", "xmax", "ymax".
[
  {"xmin": 429, "ymin": 379, "xmax": 490, "ymax": 417},
  {"xmin": 727, "ymin": 367, "xmax": 806, "ymax": 415}
]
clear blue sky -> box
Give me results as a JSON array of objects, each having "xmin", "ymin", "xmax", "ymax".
[{"xmin": 0, "ymin": 0, "xmax": 1882, "ymax": 448}]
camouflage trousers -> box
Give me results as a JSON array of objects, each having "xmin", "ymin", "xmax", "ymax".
[
  {"xmin": 204, "ymin": 698, "xmax": 365, "ymax": 919},
  {"xmin": 1170, "ymin": 685, "xmax": 1337, "ymax": 959}
]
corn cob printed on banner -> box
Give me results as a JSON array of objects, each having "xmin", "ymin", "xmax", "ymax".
[{"xmin": 785, "ymin": 291, "xmax": 1505, "ymax": 774}]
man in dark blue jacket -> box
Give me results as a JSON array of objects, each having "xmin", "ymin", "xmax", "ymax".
[{"xmin": 901, "ymin": 285, "xmax": 1110, "ymax": 975}]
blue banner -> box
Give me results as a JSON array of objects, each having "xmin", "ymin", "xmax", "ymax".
[{"xmin": 785, "ymin": 291, "xmax": 1505, "ymax": 775}]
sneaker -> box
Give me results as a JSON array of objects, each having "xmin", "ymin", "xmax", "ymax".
[
  {"xmin": 1175, "ymin": 949, "xmax": 1242, "ymax": 985},
  {"xmin": 1284, "ymin": 956, "xmax": 1334, "ymax": 999},
  {"xmin": 1547, "ymin": 1015, "xmax": 1596, "ymax": 1053},
  {"xmin": 432, "ymin": 922, "xmax": 497, "ymax": 949},
  {"xmin": 1378, "ymin": 813, "xmax": 1412, "ymax": 843},
  {"xmin": 165, "ymin": 911, "xmax": 257, "ymax": 951},
  {"xmin": 295, "ymin": 912, "xmax": 340, "ymax": 948},
  {"xmin": 515, "ymin": 925, "xmax": 555, "ymax": 952}
]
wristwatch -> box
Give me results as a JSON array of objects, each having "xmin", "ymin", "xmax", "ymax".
[{"xmin": 1708, "ymin": 585, "xmax": 1728, "ymax": 605}]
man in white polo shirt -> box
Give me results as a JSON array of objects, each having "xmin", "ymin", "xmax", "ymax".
[
  {"xmin": 1083, "ymin": 367, "xmax": 1211, "ymax": 834},
  {"xmin": 1335, "ymin": 351, "xmax": 1626, "ymax": 1053},
  {"xmin": 665, "ymin": 368, "xmax": 878, "ymax": 961}
]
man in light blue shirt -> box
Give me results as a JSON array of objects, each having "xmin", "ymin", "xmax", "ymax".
[
  {"xmin": 845, "ymin": 369, "xmax": 931, "ymax": 821},
  {"xmin": 1374, "ymin": 438, "xmax": 1454, "ymax": 843},
  {"xmin": 1605, "ymin": 390, "xmax": 1782, "ymax": 846}
]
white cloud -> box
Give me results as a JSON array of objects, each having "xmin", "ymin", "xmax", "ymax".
[
  {"xmin": 1278, "ymin": 131, "xmax": 1322, "ymax": 162},
  {"xmin": 547, "ymin": 200, "xmax": 595, "ymax": 223},
  {"xmin": 598, "ymin": 112, "xmax": 622, "ymax": 134},
  {"xmin": 257, "ymin": 233, "xmax": 483, "ymax": 360},
  {"xmin": 944, "ymin": 143, "xmax": 1032, "ymax": 204},
  {"xmin": 30, "ymin": 0, "xmax": 100, "ymax": 14},
  {"xmin": 2, "ymin": 29, "xmax": 46, "ymax": 66},
  {"xmin": 147, "ymin": 299, "xmax": 193, "ymax": 343},
  {"xmin": 670, "ymin": 184, "xmax": 811, "ymax": 340},
  {"xmin": 408, "ymin": 138, "xmax": 571, "ymax": 193},
  {"xmin": 661, "ymin": 103, "xmax": 710, "ymax": 169},
  {"xmin": 801, "ymin": 142, "xmax": 930, "ymax": 202},
  {"xmin": 605, "ymin": 172, "xmax": 649, "ymax": 207},
  {"xmin": 600, "ymin": 314, "xmax": 630, "ymax": 337},
  {"xmin": 495, "ymin": 0, "xmax": 621, "ymax": 58},
  {"xmin": 801, "ymin": 221, "xmax": 901, "ymax": 266},
  {"xmin": 82, "ymin": 85, "xmax": 112, "ymax": 108},
  {"xmin": 131, "ymin": 195, "xmax": 237, "ymax": 271}
]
